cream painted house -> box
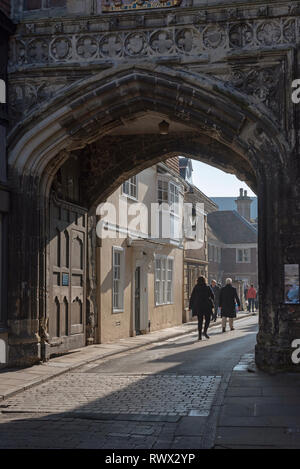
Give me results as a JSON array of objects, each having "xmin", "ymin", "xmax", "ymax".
[{"xmin": 96, "ymin": 160, "xmax": 186, "ymax": 343}]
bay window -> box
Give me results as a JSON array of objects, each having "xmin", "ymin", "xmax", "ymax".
[{"xmin": 155, "ymin": 255, "xmax": 174, "ymax": 305}]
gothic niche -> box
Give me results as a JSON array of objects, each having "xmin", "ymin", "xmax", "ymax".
[{"xmin": 51, "ymin": 157, "xmax": 81, "ymax": 204}]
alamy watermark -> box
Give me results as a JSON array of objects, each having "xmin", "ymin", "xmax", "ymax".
[
  {"xmin": 0, "ymin": 339, "xmax": 6, "ymax": 364},
  {"xmin": 291, "ymin": 339, "xmax": 300, "ymax": 365},
  {"xmin": 0, "ymin": 79, "xmax": 6, "ymax": 104},
  {"xmin": 96, "ymin": 201, "xmax": 205, "ymax": 250},
  {"xmin": 292, "ymin": 80, "xmax": 300, "ymax": 104}
]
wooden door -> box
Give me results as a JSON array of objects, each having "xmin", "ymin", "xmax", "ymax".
[{"xmin": 48, "ymin": 194, "xmax": 87, "ymax": 355}]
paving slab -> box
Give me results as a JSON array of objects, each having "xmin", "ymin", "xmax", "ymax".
[
  {"xmin": 215, "ymin": 427, "xmax": 300, "ymax": 448},
  {"xmin": 215, "ymin": 355, "xmax": 300, "ymax": 448},
  {"xmin": 226, "ymin": 387, "xmax": 263, "ymax": 397},
  {"xmin": 219, "ymin": 415, "xmax": 300, "ymax": 427},
  {"xmin": 174, "ymin": 416, "xmax": 207, "ymax": 436}
]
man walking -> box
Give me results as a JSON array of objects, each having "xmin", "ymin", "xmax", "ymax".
[
  {"xmin": 246, "ymin": 284, "xmax": 257, "ymax": 312},
  {"xmin": 210, "ymin": 279, "xmax": 220, "ymax": 322},
  {"xmin": 219, "ymin": 278, "xmax": 241, "ymax": 332}
]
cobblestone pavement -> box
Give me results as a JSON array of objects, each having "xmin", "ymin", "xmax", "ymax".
[
  {"xmin": 0, "ymin": 316, "xmax": 258, "ymax": 448},
  {"xmin": 1, "ymin": 373, "xmax": 221, "ymax": 417}
]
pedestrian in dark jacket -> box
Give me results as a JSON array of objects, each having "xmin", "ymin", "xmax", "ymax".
[
  {"xmin": 189, "ymin": 276, "xmax": 214, "ymax": 340},
  {"xmin": 219, "ymin": 278, "xmax": 241, "ymax": 332},
  {"xmin": 210, "ymin": 279, "xmax": 220, "ymax": 322}
]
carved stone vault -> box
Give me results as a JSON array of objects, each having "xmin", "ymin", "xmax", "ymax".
[{"xmin": 6, "ymin": 0, "xmax": 300, "ymax": 372}]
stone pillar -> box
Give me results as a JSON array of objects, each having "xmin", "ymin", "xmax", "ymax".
[
  {"xmin": 7, "ymin": 172, "xmax": 42, "ymax": 366},
  {"xmin": 86, "ymin": 209, "xmax": 98, "ymax": 346},
  {"xmin": 255, "ymin": 167, "xmax": 300, "ymax": 373}
]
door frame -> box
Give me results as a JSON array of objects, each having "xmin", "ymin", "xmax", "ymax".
[
  {"xmin": 47, "ymin": 193, "xmax": 88, "ymax": 355},
  {"xmin": 133, "ymin": 259, "xmax": 148, "ymax": 334}
]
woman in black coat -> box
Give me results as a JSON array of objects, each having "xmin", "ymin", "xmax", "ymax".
[
  {"xmin": 219, "ymin": 278, "xmax": 241, "ymax": 332},
  {"xmin": 189, "ymin": 276, "xmax": 214, "ymax": 340}
]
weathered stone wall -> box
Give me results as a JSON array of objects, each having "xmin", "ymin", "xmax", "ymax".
[
  {"xmin": 5, "ymin": 0, "xmax": 300, "ymax": 372},
  {"xmin": 8, "ymin": 3, "xmax": 297, "ymax": 143}
]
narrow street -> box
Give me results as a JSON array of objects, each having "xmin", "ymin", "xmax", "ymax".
[{"xmin": 0, "ymin": 315, "xmax": 258, "ymax": 449}]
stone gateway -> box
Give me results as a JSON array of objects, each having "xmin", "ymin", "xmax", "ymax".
[{"xmin": 4, "ymin": 0, "xmax": 300, "ymax": 372}]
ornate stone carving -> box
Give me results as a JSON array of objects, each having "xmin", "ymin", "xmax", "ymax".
[
  {"xmin": 176, "ymin": 29, "xmax": 195, "ymax": 53},
  {"xmin": 203, "ymin": 25, "xmax": 225, "ymax": 49},
  {"xmin": 7, "ymin": 15, "xmax": 300, "ymax": 71},
  {"xmin": 227, "ymin": 8, "xmax": 238, "ymax": 19},
  {"xmin": 288, "ymin": 3, "xmax": 300, "ymax": 15},
  {"xmin": 166, "ymin": 13, "xmax": 176, "ymax": 26},
  {"xmin": 257, "ymin": 6, "xmax": 268, "ymax": 17},
  {"xmin": 53, "ymin": 22, "xmax": 64, "ymax": 34},
  {"xmin": 135, "ymin": 15, "xmax": 145, "ymax": 27},
  {"xmin": 174, "ymin": 108, "xmax": 191, "ymax": 121},
  {"xmin": 25, "ymin": 23, "xmax": 35, "ymax": 33},
  {"xmin": 51, "ymin": 37, "xmax": 72, "ymax": 60},
  {"xmin": 9, "ymin": 80, "xmax": 68, "ymax": 126},
  {"xmin": 100, "ymin": 34, "xmax": 122, "ymax": 57},
  {"xmin": 102, "ymin": 0, "xmax": 181, "ymax": 12},
  {"xmin": 229, "ymin": 23, "xmax": 253, "ymax": 48},
  {"xmin": 125, "ymin": 32, "xmax": 146, "ymax": 56},
  {"xmin": 28, "ymin": 39, "xmax": 48, "ymax": 63},
  {"xmin": 228, "ymin": 66, "xmax": 283, "ymax": 122},
  {"xmin": 193, "ymin": 11, "xmax": 207, "ymax": 23},
  {"xmin": 76, "ymin": 36, "xmax": 98, "ymax": 58},
  {"xmin": 283, "ymin": 19, "xmax": 296, "ymax": 43},
  {"xmin": 16, "ymin": 41, "xmax": 26, "ymax": 65},
  {"xmin": 78, "ymin": 21, "xmax": 90, "ymax": 32},
  {"xmin": 256, "ymin": 21, "xmax": 281, "ymax": 46},
  {"xmin": 150, "ymin": 31, "xmax": 173, "ymax": 54}
]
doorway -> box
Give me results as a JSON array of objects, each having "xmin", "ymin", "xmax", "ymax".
[{"xmin": 134, "ymin": 261, "xmax": 148, "ymax": 335}]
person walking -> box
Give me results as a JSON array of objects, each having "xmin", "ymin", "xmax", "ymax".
[
  {"xmin": 210, "ymin": 279, "xmax": 220, "ymax": 322},
  {"xmin": 244, "ymin": 284, "xmax": 250, "ymax": 311},
  {"xmin": 189, "ymin": 276, "xmax": 214, "ymax": 340},
  {"xmin": 246, "ymin": 284, "xmax": 257, "ymax": 312},
  {"xmin": 219, "ymin": 278, "xmax": 241, "ymax": 332}
]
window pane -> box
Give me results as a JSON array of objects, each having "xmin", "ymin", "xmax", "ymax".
[
  {"xmin": 123, "ymin": 176, "xmax": 137, "ymax": 198},
  {"xmin": 113, "ymin": 249, "xmax": 123, "ymax": 309}
]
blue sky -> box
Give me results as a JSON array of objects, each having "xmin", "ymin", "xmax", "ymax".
[{"xmin": 191, "ymin": 160, "xmax": 256, "ymax": 197}]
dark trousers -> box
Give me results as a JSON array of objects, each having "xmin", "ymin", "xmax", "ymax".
[
  {"xmin": 248, "ymin": 298, "xmax": 255, "ymax": 311},
  {"xmin": 211, "ymin": 306, "xmax": 218, "ymax": 321},
  {"xmin": 197, "ymin": 313, "xmax": 211, "ymax": 336}
]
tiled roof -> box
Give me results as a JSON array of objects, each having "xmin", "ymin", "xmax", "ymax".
[{"xmin": 207, "ymin": 210, "xmax": 257, "ymax": 244}]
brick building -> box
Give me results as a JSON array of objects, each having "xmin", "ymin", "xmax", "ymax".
[
  {"xmin": 208, "ymin": 191, "xmax": 258, "ymax": 297},
  {"xmin": 179, "ymin": 158, "xmax": 218, "ymax": 313}
]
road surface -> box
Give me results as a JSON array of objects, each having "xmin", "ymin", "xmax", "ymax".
[{"xmin": 0, "ymin": 315, "xmax": 258, "ymax": 449}]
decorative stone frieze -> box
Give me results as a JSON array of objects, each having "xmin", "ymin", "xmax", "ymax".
[{"xmin": 8, "ymin": 16, "xmax": 300, "ymax": 71}]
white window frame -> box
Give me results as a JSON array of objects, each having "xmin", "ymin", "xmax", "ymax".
[
  {"xmin": 122, "ymin": 175, "xmax": 138, "ymax": 201},
  {"xmin": 157, "ymin": 176, "xmax": 182, "ymax": 241},
  {"xmin": 112, "ymin": 246, "xmax": 124, "ymax": 313},
  {"xmin": 155, "ymin": 255, "xmax": 174, "ymax": 306},
  {"xmin": 236, "ymin": 248, "xmax": 251, "ymax": 264}
]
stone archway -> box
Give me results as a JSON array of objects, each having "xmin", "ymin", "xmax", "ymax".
[{"xmin": 7, "ymin": 64, "xmax": 298, "ymax": 372}]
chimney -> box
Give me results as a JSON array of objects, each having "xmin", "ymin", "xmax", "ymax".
[{"xmin": 235, "ymin": 188, "xmax": 252, "ymax": 222}]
